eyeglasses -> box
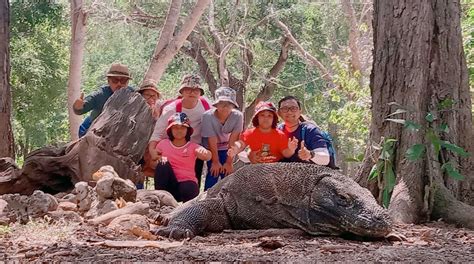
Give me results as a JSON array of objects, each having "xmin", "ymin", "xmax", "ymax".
[
  {"xmin": 279, "ymin": 106, "xmax": 299, "ymax": 113},
  {"xmin": 182, "ymin": 88, "xmax": 201, "ymax": 94},
  {"xmin": 109, "ymin": 77, "xmax": 129, "ymax": 84},
  {"xmin": 142, "ymin": 93, "xmax": 158, "ymax": 100}
]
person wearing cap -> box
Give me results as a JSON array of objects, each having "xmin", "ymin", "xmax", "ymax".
[
  {"xmin": 153, "ymin": 112, "xmax": 211, "ymax": 202},
  {"xmin": 137, "ymin": 79, "xmax": 161, "ymax": 120},
  {"xmin": 227, "ymin": 101, "xmax": 298, "ymax": 163},
  {"xmin": 149, "ymin": 74, "xmax": 212, "ymax": 188},
  {"xmin": 73, "ymin": 63, "xmax": 135, "ymax": 137},
  {"xmin": 201, "ymin": 87, "xmax": 243, "ymax": 190}
]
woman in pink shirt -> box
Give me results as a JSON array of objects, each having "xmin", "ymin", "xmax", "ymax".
[{"xmin": 154, "ymin": 112, "xmax": 211, "ymax": 202}]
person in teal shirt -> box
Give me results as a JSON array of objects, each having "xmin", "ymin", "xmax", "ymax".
[{"xmin": 73, "ymin": 63, "xmax": 134, "ymax": 137}]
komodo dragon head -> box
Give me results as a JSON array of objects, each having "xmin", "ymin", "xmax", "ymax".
[{"xmin": 302, "ymin": 170, "xmax": 392, "ymax": 238}]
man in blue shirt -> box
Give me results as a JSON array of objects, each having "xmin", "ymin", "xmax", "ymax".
[
  {"xmin": 73, "ymin": 63, "xmax": 135, "ymax": 137},
  {"xmin": 277, "ymin": 96, "xmax": 335, "ymax": 167}
]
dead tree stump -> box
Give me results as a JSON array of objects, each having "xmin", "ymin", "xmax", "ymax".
[{"xmin": 0, "ymin": 89, "xmax": 154, "ymax": 195}]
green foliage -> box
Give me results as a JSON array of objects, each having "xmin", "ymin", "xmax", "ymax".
[
  {"xmin": 10, "ymin": 0, "xmax": 70, "ymax": 158},
  {"xmin": 461, "ymin": 1, "xmax": 474, "ymax": 117},
  {"xmin": 385, "ymin": 103, "xmax": 471, "ymax": 181},
  {"xmin": 368, "ymin": 138, "xmax": 397, "ymax": 208}
]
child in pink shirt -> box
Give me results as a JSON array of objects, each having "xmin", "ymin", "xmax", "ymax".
[{"xmin": 154, "ymin": 112, "xmax": 211, "ymax": 202}]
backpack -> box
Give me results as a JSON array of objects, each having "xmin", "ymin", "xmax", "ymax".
[
  {"xmin": 279, "ymin": 122, "xmax": 338, "ymax": 169},
  {"xmin": 159, "ymin": 96, "xmax": 211, "ymax": 115}
]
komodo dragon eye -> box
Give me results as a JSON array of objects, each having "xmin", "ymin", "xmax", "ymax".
[{"xmin": 336, "ymin": 194, "xmax": 351, "ymax": 206}]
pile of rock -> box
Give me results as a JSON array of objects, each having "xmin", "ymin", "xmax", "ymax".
[{"xmin": 0, "ymin": 165, "xmax": 178, "ymax": 234}]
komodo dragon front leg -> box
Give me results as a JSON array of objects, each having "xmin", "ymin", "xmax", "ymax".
[{"xmin": 151, "ymin": 198, "xmax": 231, "ymax": 239}]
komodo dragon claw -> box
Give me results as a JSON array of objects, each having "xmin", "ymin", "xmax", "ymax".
[{"xmin": 151, "ymin": 226, "xmax": 195, "ymax": 240}]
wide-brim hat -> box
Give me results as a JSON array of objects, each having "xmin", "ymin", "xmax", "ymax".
[
  {"xmin": 166, "ymin": 112, "xmax": 194, "ymax": 135},
  {"xmin": 212, "ymin": 86, "xmax": 239, "ymax": 108},
  {"xmin": 251, "ymin": 101, "xmax": 278, "ymax": 126},
  {"xmin": 138, "ymin": 79, "xmax": 160, "ymax": 98},
  {"xmin": 106, "ymin": 63, "xmax": 132, "ymax": 79},
  {"xmin": 178, "ymin": 74, "xmax": 204, "ymax": 95}
]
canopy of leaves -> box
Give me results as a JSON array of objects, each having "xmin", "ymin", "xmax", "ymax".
[{"xmin": 10, "ymin": 0, "xmax": 70, "ymax": 160}]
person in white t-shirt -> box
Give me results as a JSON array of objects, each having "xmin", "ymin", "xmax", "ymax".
[{"xmin": 148, "ymin": 74, "xmax": 211, "ymax": 188}]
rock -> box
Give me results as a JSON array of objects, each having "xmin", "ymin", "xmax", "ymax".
[
  {"xmin": 28, "ymin": 190, "xmax": 58, "ymax": 216},
  {"xmin": 96, "ymin": 174, "xmax": 136, "ymax": 202},
  {"xmin": 61, "ymin": 193, "xmax": 77, "ymax": 202},
  {"xmin": 108, "ymin": 214, "xmax": 149, "ymax": 232},
  {"xmin": 137, "ymin": 190, "xmax": 178, "ymax": 209},
  {"xmin": 74, "ymin": 182, "xmax": 94, "ymax": 212},
  {"xmin": 47, "ymin": 210, "xmax": 83, "ymax": 223},
  {"xmin": 0, "ymin": 191, "xmax": 59, "ymax": 223},
  {"xmin": 85, "ymin": 199, "xmax": 119, "ymax": 219},
  {"xmin": 92, "ymin": 165, "xmax": 119, "ymax": 181},
  {"xmin": 58, "ymin": 201, "xmax": 77, "ymax": 212},
  {"xmin": 0, "ymin": 198, "xmax": 9, "ymax": 224}
]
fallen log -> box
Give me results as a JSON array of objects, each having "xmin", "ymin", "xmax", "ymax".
[
  {"xmin": 0, "ymin": 89, "xmax": 154, "ymax": 195},
  {"xmin": 88, "ymin": 202, "xmax": 149, "ymax": 225}
]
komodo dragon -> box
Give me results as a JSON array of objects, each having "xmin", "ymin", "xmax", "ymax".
[{"xmin": 152, "ymin": 163, "xmax": 392, "ymax": 239}]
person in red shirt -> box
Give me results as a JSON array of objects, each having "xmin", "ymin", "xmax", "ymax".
[{"xmin": 228, "ymin": 101, "xmax": 298, "ymax": 163}]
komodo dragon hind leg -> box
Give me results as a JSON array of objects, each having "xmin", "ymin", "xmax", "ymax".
[{"xmin": 151, "ymin": 198, "xmax": 231, "ymax": 240}]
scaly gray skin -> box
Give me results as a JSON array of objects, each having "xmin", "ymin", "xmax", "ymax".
[{"xmin": 153, "ymin": 163, "xmax": 391, "ymax": 239}]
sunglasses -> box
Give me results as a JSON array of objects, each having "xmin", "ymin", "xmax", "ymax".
[
  {"xmin": 279, "ymin": 106, "xmax": 299, "ymax": 113},
  {"xmin": 109, "ymin": 77, "xmax": 129, "ymax": 84}
]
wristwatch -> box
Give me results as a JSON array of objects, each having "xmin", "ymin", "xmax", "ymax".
[{"xmin": 309, "ymin": 150, "xmax": 315, "ymax": 160}]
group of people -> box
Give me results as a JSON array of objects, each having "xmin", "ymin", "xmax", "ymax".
[{"xmin": 73, "ymin": 63, "xmax": 335, "ymax": 203}]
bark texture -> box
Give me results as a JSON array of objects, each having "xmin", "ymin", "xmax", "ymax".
[
  {"xmin": 67, "ymin": 0, "xmax": 87, "ymax": 141},
  {"xmin": 143, "ymin": 0, "xmax": 210, "ymax": 83},
  {"xmin": 0, "ymin": 89, "xmax": 154, "ymax": 195},
  {"xmin": 0, "ymin": 0, "xmax": 14, "ymax": 159},
  {"xmin": 358, "ymin": 0, "xmax": 473, "ymax": 226}
]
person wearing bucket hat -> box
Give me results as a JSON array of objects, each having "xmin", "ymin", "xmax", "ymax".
[
  {"xmin": 201, "ymin": 87, "xmax": 243, "ymax": 190},
  {"xmin": 149, "ymin": 73, "xmax": 212, "ymax": 188},
  {"xmin": 73, "ymin": 63, "xmax": 135, "ymax": 137},
  {"xmin": 153, "ymin": 112, "xmax": 211, "ymax": 202},
  {"xmin": 138, "ymin": 79, "xmax": 161, "ymax": 120},
  {"xmin": 227, "ymin": 101, "xmax": 298, "ymax": 164}
]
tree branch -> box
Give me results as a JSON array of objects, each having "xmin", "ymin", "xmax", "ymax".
[
  {"xmin": 181, "ymin": 35, "xmax": 218, "ymax": 95},
  {"xmin": 208, "ymin": 0, "xmax": 224, "ymax": 56},
  {"xmin": 272, "ymin": 15, "xmax": 334, "ymax": 86},
  {"xmin": 340, "ymin": 0, "xmax": 363, "ymax": 74},
  {"xmin": 219, "ymin": 43, "xmax": 233, "ymax": 87},
  {"xmin": 244, "ymin": 37, "xmax": 291, "ymax": 126}
]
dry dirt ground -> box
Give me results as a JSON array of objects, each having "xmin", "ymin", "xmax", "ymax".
[{"xmin": 0, "ymin": 220, "xmax": 472, "ymax": 262}]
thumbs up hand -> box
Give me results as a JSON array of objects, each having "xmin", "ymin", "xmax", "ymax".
[
  {"xmin": 298, "ymin": 140, "xmax": 312, "ymax": 161},
  {"xmin": 73, "ymin": 92, "xmax": 85, "ymax": 111},
  {"xmin": 287, "ymin": 137, "xmax": 298, "ymax": 153}
]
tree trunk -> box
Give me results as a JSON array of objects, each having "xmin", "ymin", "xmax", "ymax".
[
  {"xmin": 143, "ymin": 0, "xmax": 182, "ymax": 82},
  {"xmin": 143, "ymin": 0, "xmax": 210, "ymax": 83},
  {"xmin": 0, "ymin": 0, "xmax": 14, "ymax": 159},
  {"xmin": 67, "ymin": 0, "xmax": 87, "ymax": 141},
  {"xmin": 358, "ymin": 0, "xmax": 474, "ymax": 227},
  {"xmin": 0, "ymin": 89, "xmax": 154, "ymax": 195}
]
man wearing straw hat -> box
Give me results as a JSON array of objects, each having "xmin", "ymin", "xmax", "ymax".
[{"xmin": 73, "ymin": 63, "xmax": 135, "ymax": 137}]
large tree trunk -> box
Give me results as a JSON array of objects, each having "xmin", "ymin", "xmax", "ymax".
[
  {"xmin": 67, "ymin": 0, "xmax": 87, "ymax": 141},
  {"xmin": 0, "ymin": 89, "xmax": 154, "ymax": 195},
  {"xmin": 142, "ymin": 0, "xmax": 182, "ymax": 82},
  {"xmin": 358, "ymin": 0, "xmax": 474, "ymax": 227},
  {"xmin": 143, "ymin": 0, "xmax": 210, "ymax": 83},
  {"xmin": 0, "ymin": 0, "xmax": 14, "ymax": 159}
]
